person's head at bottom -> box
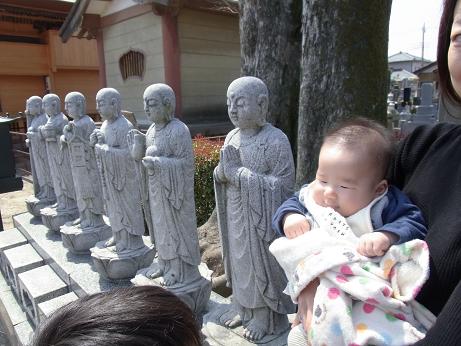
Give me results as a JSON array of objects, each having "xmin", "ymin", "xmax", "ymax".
[{"xmin": 31, "ymin": 286, "xmax": 201, "ymax": 346}]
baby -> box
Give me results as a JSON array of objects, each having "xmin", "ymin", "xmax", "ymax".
[{"xmin": 271, "ymin": 117, "xmax": 428, "ymax": 344}]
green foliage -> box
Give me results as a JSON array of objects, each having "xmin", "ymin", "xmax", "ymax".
[{"xmin": 193, "ymin": 135, "xmax": 223, "ymax": 226}]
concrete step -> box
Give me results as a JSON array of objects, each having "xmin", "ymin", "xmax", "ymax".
[
  {"xmin": 13, "ymin": 212, "xmax": 131, "ymax": 297},
  {"xmin": 4, "ymin": 244, "xmax": 44, "ymax": 298},
  {"xmin": 0, "ymin": 269, "xmax": 33, "ymax": 346},
  {"xmin": 18, "ymin": 265, "xmax": 68, "ymax": 327},
  {"xmin": 38, "ymin": 292, "xmax": 78, "ymax": 322},
  {"xmin": 0, "ymin": 228, "xmax": 27, "ymax": 275}
]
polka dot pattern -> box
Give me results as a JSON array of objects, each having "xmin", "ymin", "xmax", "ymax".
[
  {"xmin": 328, "ymin": 287, "xmax": 340, "ymax": 299},
  {"xmin": 340, "ymin": 265, "xmax": 354, "ymax": 275},
  {"xmin": 336, "ymin": 274, "xmax": 348, "ymax": 283},
  {"xmin": 356, "ymin": 323, "xmax": 368, "ymax": 332}
]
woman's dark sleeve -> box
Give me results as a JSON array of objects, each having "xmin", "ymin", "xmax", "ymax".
[{"xmin": 413, "ymin": 279, "xmax": 461, "ymax": 345}]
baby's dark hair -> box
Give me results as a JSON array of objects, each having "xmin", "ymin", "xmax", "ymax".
[{"xmin": 323, "ymin": 117, "xmax": 395, "ymax": 179}]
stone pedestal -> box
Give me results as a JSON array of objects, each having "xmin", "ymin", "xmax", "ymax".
[
  {"xmin": 61, "ymin": 223, "xmax": 112, "ymax": 255},
  {"xmin": 3, "ymin": 244, "xmax": 44, "ymax": 297},
  {"xmin": 202, "ymin": 304, "xmax": 289, "ymax": 346},
  {"xmin": 0, "ymin": 229, "xmax": 27, "ymax": 275},
  {"xmin": 90, "ymin": 237, "xmax": 155, "ymax": 280},
  {"xmin": 40, "ymin": 206, "xmax": 78, "ymax": 232},
  {"xmin": 132, "ymin": 261, "xmax": 212, "ymax": 319},
  {"xmin": 17, "ymin": 265, "xmax": 68, "ymax": 327},
  {"xmin": 25, "ymin": 196, "xmax": 55, "ymax": 217}
]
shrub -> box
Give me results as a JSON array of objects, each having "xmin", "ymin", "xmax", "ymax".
[{"xmin": 193, "ymin": 135, "xmax": 223, "ymax": 226}]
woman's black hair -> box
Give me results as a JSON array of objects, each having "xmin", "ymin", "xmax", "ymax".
[
  {"xmin": 31, "ymin": 286, "xmax": 201, "ymax": 346},
  {"xmin": 438, "ymin": 0, "xmax": 461, "ymax": 103}
]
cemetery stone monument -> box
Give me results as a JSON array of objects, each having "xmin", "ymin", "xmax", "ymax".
[
  {"xmin": 212, "ymin": 76, "xmax": 296, "ymax": 342},
  {"xmin": 90, "ymin": 87, "xmax": 155, "ymax": 280},
  {"xmin": 60, "ymin": 92, "xmax": 111, "ymax": 254},
  {"xmin": 24, "ymin": 96, "xmax": 56, "ymax": 216},
  {"xmin": 401, "ymin": 83, "xmax": 438, "ymax": 136},
  {"xmin": 39, "ymin": 94, "xmax": 79, "ymax": 231}
]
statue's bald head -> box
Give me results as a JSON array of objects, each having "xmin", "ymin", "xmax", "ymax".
[
  {"xmin": 27, "ymin": 96, "xmax": 42, "ymax": 105},
  {"xmin": 96, "ymin": 88, "xmax": 121, "ymax": 106},
  {"xmin": 26, "ymin": 96, "xmax": 42, "ymax": 116},
  {"xmin": 43, "ymin": 94, "xmax": 61, "ymax": 115},
  {"xmin": 96, "ymin": 88, "xmax": 122, "ymax": 120},
  {"xmin": 226, "ymin": 76, "xmax": 269, "ymax": 127},
  {"xmin": 227, "ymin": 77, "xmax": 268, "ymax": 100},
  {"xmin": 65, "ymin": 91, "xmax": 86, "ymax": 118},
  {"xmin": 143, "ymin": 83, "xmax": 175, "ymax": 121}
]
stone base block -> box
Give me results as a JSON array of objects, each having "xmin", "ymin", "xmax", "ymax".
[
  {"xmin": 18, "ymin": 265, "xmax": 68, "ymax": 327},
  {"xmin": 4, "ymin": 244, "xmax": 44, "ymax": 297},
  {"xmin": 0, "ymin": 229, "xmax": 27, "ymax": 275},
  {"xmin": 25, "ymin": 195, "xmax": 55, "ymax": 217},
  {"xmin": 40, "ymin": 206, "xmax": 78, "ymax": 232},
  {"xmin": 90, "ymin": 237, "xmax": 155, "ymax": 281},
  {"xmin": 61, "ymin": 223, "xmax": 112, "ymax": 255},
  {"xmin": 202, "ymin": 304, "xmax": 290, "ymax": 346},
  {"xmin": 38, "ymin": 292, "xmax": 78, "ymax": 321},
  {"xmin": 132, "ymin": 262, "xmax": 212, "ymax": 318}
]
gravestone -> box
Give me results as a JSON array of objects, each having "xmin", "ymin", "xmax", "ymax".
[
  {"xmin": 401, "ymin": 83, "xmax": 437, "ymax": 136},
  {"xmin": 0, "ymin": 117, "xmax": 23, "ymax": 231}
]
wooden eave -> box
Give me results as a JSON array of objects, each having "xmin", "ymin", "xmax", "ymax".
[{"xmin": 59, "ymin": 0, "xmax": 238, "ymax": 42}]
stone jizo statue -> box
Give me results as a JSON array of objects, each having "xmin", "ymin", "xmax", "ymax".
[
  {"xmin": 39, "ymin": 94, "xmax": 78, "ymax": 231},
  {"xmin": 24, "ymin": 96, "xmax": 55, "ymax": 216},
  {"xmin": 214, "ymin": 76, "xmax": 296, "ymax": 341},
  {"xmin": 90, "ymin": 87, "xmax": 154, "ymax": 280},
  {"xmin": 129, "ymin": 84, "xmax": 210, "ymax": 316},
  {"xmin": 59, "ymin": 92, "xmax": 111, "ymax": 254}
]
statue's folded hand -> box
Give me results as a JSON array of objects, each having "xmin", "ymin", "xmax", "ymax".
[{"xmin": 142, "ymin": 156, "xmax": 159, "ymax": 174}]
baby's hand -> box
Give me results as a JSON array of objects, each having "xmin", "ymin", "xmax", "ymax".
[
  {"xmin": 283, "ymin": 213, "xmax": 310, "ymax": 239},
  {"xmin": 357, "ymin": 231, "xmax": 398, "ymax": 257}
]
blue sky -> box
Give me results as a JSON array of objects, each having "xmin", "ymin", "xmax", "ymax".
[{"xmin": 388, "ymin": 0, "xmax": 444, "ymax": 61}]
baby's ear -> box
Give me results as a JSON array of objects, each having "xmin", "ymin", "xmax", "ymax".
[
  {"xmin": 375, "ymin": 179, "xmax": 389, "ymax": 197},
  {"xmin": 375, "ymin": 179, "xmax": 388, "ymax": 196}
]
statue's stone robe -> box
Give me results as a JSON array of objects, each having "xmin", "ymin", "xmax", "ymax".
[
  {"xmin": 145, "ymin": 118, "xmax": 200, "ymax": 281},
  {"xmin": 95, "ymin": 116, "xmax": 144, "ymax": 237},
  {"xmin": 44, "ymin": 113, "xmax": 76, "ymax": 212},
  {"xmin": 27, "ymin": 113, "xmax": 54, "ymax": 200},
  {"xmin": 67, "ymin": 115, "xmax": 104, "ymax": 227},
  {"xmin": 215, "ymin": 123, "xmax": 296, "ymax": 332}
]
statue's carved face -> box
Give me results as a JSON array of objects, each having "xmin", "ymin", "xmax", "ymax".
[
  {"xmin": 144, "ymin": 94, "xmax": 167, "ymax": 124},
  {"xmin": 226, "ymin": 89, "xmax": 260, "ymax": 130},
  {"xmin": 43, "ymin": 98, "xmax": 58, "ymax": 116},
  {"xmin": 27, "ymin": 100, "xmax": 41, "ymax": 116},
  {"xmin": 97, "ymin": 97, "xmax": 115, "ymax": 121},
  {"xmin": 65, "ymin": 99, "xmax": 81, "ymax": 119}
]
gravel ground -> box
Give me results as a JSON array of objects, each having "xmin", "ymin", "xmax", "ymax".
[{"xmin": 0, "ymin": 178, "xmax": 33, "ymax": 230}]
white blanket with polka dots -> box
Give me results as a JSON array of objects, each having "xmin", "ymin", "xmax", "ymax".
[{"xmin": 270, "ymin": 223, "xmax": 435, "ymax": 345}]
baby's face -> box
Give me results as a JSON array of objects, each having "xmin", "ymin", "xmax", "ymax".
[{"xmin": 312, "ymin": 143, "xmax": 386, "ymax": 217}]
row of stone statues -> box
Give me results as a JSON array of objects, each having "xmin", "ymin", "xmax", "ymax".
[{"xmin": 24, "ymin": 77, "xmax": 295, "ymax": 342}]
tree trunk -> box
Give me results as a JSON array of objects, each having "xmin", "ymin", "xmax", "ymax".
[
  {"xmin": 239, "ymin": 0, "xmax": 302, "ymax": 151},
  {"xmin": 296, "ymin": 0, "xmax": 392, "ymax": 186}
]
